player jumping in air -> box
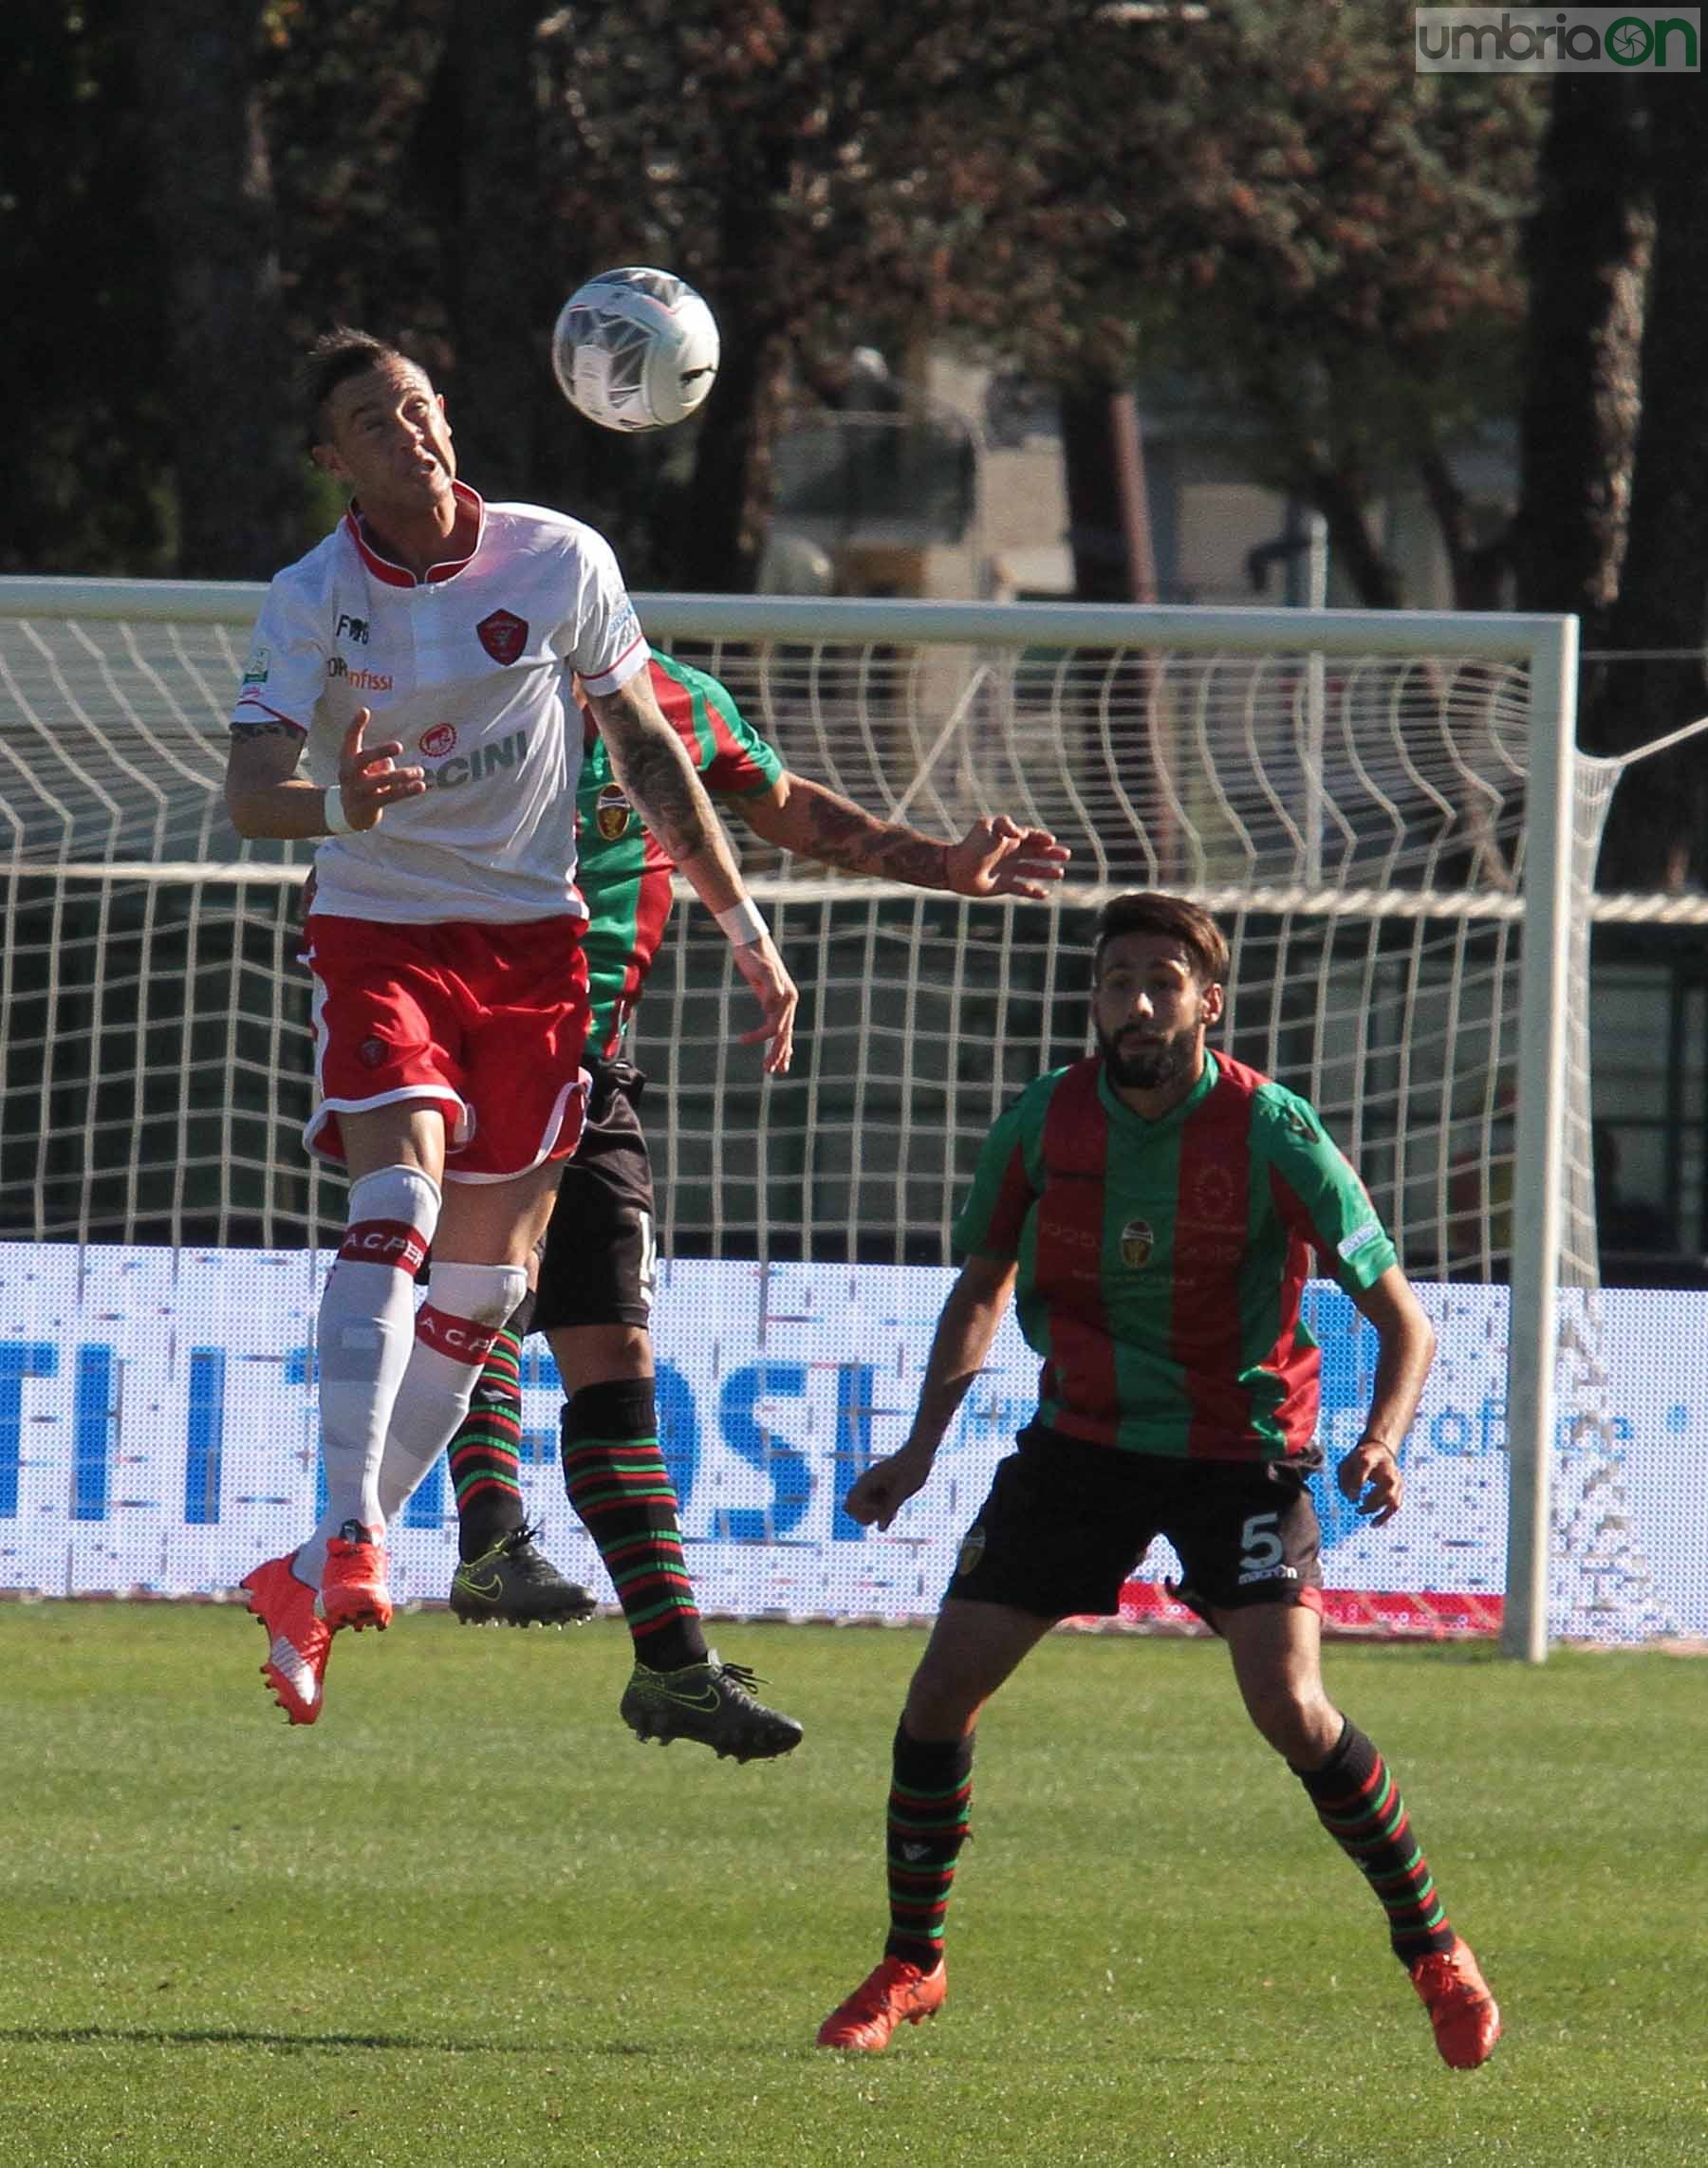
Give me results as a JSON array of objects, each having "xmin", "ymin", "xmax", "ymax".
[
  {"xmin": 813, "ymin": 891, "xmax": 1500, "ymax": 2069},
  {"xmin": 223, "ymin": 329, "xmax": 794, "ymax": 1729},
  {"xmin": 434, "ymin": 648, "xmax": 1069, "ymax": 1762}
]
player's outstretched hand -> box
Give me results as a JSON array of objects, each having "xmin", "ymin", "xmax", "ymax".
[
  {"xmin": 945, "ymin": 815, "xmax": 1070, "ymax": 900},
  {"xmin": 843, "ymin": 1443, "xmax": 936, "ymax": 1532},
  {"xmin": 732, "ymin": 933, "xmax": 798, "ymax": 1075},
  {"xmin": 335, "ymin": 707, "xmax": 427, "ymax": 831},
  {"xmin": 1338, "ymin": 1439, "xmax": 1403, "ymax": 1527}
]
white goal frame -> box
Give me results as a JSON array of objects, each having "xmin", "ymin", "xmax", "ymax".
[{"xmin": 0, "ymin": 577, "xmax": 1581, "ymax": 1661}]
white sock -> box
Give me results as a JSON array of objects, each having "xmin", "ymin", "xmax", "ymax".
[
  {"xmin": 377, "ymin": 1261, "xmax": 529, "ymax": 1525},
  {"xmin": 299, "ymin": 1164, "xmax": 441, "ymax": 1587}
]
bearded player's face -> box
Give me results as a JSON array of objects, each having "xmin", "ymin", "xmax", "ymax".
[{"xmin": 1092, "ymin": 933, "xmax": 1223, "ymax": 1092}]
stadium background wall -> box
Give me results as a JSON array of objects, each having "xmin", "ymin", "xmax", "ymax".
[{"xmin": 2, "ymin": 1244, "xmax": 1702, "ymax": 1642}]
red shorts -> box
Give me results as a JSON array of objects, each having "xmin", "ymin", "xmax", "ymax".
[{"xmin": 304, "ymin": 913, "xmax": 591, "ymax": 1182}]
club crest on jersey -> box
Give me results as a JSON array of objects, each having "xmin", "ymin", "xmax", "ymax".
[
  {"xmin": 956, "ymin": 1525, "xmax": 987, "ymax": 1579},
  {"xmin": 595, "ymin": 783, "xmax": 632, "ymax": 841},
  {"xmin": 476, "ymin": 608, "xmax": 529, "ymax": 665},
  {"xmin": 419, "ymin": 723, "xmax": 457, "ymax": 758},
  {"xmin": 1191, "ymin": 1162, "xmax": 1241, "ymax": 1230},
  {"xmin": 1120, "ymin": 1217, "xmax": 1155, "ymax": 1269}
]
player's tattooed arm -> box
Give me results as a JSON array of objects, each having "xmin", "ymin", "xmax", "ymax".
[
  {"xmin": 231, "ymin": 717, "xmax": 305, "ymax": 744},
  {"xmin": 225, "ymin": 705, "xmax": 424, "ymax": 838},
  {"xmin": 740, "ymin": 773, "xmax": 1068, "ymax": 899},
  {"xmin": 585, "ymin": 676, "xmax": 725, "ymax": 875},
  {"xmin": 585, "ymin": 673, "xmax": 799, "ymax": 1073}
]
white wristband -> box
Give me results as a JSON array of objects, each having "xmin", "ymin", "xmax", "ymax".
[
  {"xmin": 323, "ymin": 785, "xmax": 353, "ymax": 836},
  {"xmin": 715, "ymin": 897, "xmax": 768, "ymax": 947}
]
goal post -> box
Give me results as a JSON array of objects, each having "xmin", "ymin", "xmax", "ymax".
[
  {"xmin": 634, "ymin": 592, "xmax": 1584, "ymax": 1667},
  {"xmin": 0, "ymin": 576, "xmax": 1598, "ymax": 1653}
]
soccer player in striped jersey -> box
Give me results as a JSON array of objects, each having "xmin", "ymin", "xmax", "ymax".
[
  {"xmin": 816, "ymin": 891, "xmax": 1500, "ymax": 2067},
  {"xmin": 437, "ymin": 650, "xmax": 1069, "ymax": 1763}
]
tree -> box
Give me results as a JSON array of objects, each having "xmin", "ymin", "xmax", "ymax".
[
  {"xmin": 134, "ymin": 0, "xmax": 306, "ymax": 580},
  {"xmin": 933, "ymin": 1, "xmax": 1540, "ymax": 609},
  {"xmin": 0, "ymin": 2, "xmax": 175, "ymax": 573},
  {"xmin": 527, "ymin": 3, "xmax": 1100, "ymax": 590},
  {"xmin": 1579, "ymin": 88, "xmax": 1708, "ymax": 888},
  {"xmin": 1511, "ymin": 79, "xmax": 1651, "ymax": 636}
]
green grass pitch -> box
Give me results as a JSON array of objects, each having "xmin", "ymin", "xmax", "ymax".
[{"xmin": 2, "ymin": 1604, "xmax": 1705, "ymax": 2167}]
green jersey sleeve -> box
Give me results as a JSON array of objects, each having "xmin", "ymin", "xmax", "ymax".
[
  {"xmin": 951, "ymin": 1075, "xmax": 1054, "ymax": 1259},
  {"xmin": 1255, "ymin": 1084, "xmax": 1398, "ymax": 1292}
]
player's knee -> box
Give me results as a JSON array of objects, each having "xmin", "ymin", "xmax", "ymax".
[
  {"xmin": 1245, "ymin": 1678, "xmax": 1337, "ymax": 1764},
  {"xmin": 902, "ymin": 1659, "xmax": 983, "ymax": 1741},
  {"xmin": 597, "ymin": 1324, "xmax": 652, "ymax": 1379}
]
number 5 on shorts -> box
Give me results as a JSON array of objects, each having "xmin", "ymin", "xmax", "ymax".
[{"xmin": 1239, "ymin": 1511, "xmax": 1284, "ymax": 1574}]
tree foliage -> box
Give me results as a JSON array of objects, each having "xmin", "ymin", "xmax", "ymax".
[{"xmin": 7, "ymin": 0, "xmax": 1708, "ymax": 882}]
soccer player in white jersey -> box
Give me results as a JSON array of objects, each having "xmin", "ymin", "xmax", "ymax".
[{"xmin": 224, "ymin": 328, "xmax": 796, "ymax": 1728}]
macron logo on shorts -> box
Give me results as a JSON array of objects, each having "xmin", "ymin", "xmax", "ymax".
[
  {"xmin": 338, "ymin": 1219, "xmax": 430, "ymax": 1276},
  {"xmin": 416, "ymin": 1306, "xmax": 501, "ymax": 1365}
]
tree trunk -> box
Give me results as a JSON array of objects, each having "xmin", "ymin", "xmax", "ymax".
[
  {"xmin": 1587, "ymin": 90, "xmax": 1708, "ymax": 890},
  {"xmin": 679, "ymin": 122, "xmax": 796, "ymax": 593},
  {"xmin": 1305, "ymin": 469, "xmax": 1402, "ymax": 610},
  {"xmin": 1060, "ymin": 386, "xmax": 1139, "ymax": 602},
  {"xmin": 135, "ymin": 0, "xmax": 302, "ymax": 579},
  {"xmin": 435, "ymin": 0, "xmax": 555, "ymax": 506},
  {"xmin": 1512, "ymin": 78, "xmax": 1651, "ymax": 631}
]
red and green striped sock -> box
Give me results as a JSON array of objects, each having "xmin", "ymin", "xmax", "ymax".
[
  {"xmin": 560, "ymin": 1378, "xmax": 707, "ymax": 1672},
  {"xmin": 1295, "ymin": 1719, "xmax": 1456, "ymax": 1963},
  {"xmin": 882, "ymin": 1724, "xmax": 974, "ymax": 1975},
  {"xmin": 447, "ymin": 1311, "xmax": 529, "ymax": 1563}
]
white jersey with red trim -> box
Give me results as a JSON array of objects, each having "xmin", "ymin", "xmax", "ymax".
[{"xmin": 232, "ymin": 484, "xmax": 649, "ymax": 923}]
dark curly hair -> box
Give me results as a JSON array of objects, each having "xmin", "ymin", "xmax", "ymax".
[{"xmin": 1091, "ymin": 892, "xmax": 1229, "ymax": 989}]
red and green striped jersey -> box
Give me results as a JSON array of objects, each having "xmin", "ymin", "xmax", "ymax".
[
  {"xmin": 952, "ymin": 1051, "xmax": 1398, "ymax": 1464},
  {"xmin": 577, "ymin": 652, "xmax": 783, "ymax": 1055}
]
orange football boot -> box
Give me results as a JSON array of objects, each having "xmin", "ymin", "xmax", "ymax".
[
  {"xmin": 1409, "ymin": 1936, "xmax": 1501, "ymax": 2068},
  {"xmin": 817, "ymin": 1955, "xmax": 947, "ymax": 2051},
  {"xmin": 316, "ymin": 1520, "xmax": 393, "ymax": 1632},
  {"xmin": 241, "ymin": 1552, "xmax": 332, "ymax": 1725}
]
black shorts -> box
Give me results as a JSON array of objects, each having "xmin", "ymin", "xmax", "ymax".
[
  {"xmin": 532, "ymin": 1057, "xmax": 657, "ymax": 1335},
  {"xmin": 945, "ymin": 1422, "xmax": 1324, "ymax": 1626}
]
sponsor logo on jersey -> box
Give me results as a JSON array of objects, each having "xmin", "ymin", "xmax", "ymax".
[
  {"xmin": 418, "ymin": 726, "xmax": 528, "ymax": 792},
  {"xmin": 1119, "ymin": 1216, "xmax": 1154, "ymax": 1269},
  {"xmin": 241, "ymin": 647, "xmax": 269, "ymax": 685},
  {"xmin": 476, "ymin": 608, "xmax": 529, "ymax": 665},
  {"xmin": 1036, "ymin": 1213, "xmax": 1104, "ymax": 1283},
  {"xmin": 595, "ymin": 783, "xmax": 632, "ymax": 840},
  {"xmin": 419, "ymin": 723, "xmax": 457, "ymax": 758},
  {"xmin": 326, "ymin": 656, "xmax": 395, "ymax": 692},
  {"xmin": 1338, "ymin": 1220, "xmax": 1382, "ymax": 1261},
  {"xmin": 606, "ymin": 602, "xmax": 642, "ymax": 658},
  {"xmin": 1190, "ymin": 1161, "xmax": 1241, "ymax": 1229},
  {"xmin": 336, "ymin": 613, "xmax": 370, "ymax": 644}
]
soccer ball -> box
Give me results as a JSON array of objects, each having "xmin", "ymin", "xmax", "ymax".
[{"xmin": 551, "ymin": 267, "xmax": 720, "ymax": 433}]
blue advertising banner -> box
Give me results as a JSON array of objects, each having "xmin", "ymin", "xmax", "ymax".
[{"xmin": 0, "ymin": 1246, "xmax": 1699, "ymax": 1640}]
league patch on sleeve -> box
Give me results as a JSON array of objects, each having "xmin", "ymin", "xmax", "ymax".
[{"xmin": 1338, "ymin": 1220, "xmax": 1383, "ymax": 1262}]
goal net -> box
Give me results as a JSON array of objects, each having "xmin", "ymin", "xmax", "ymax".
[{"xmin": 0, "ymin": 579, "xmax": 1658, "ymax": 1645}]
